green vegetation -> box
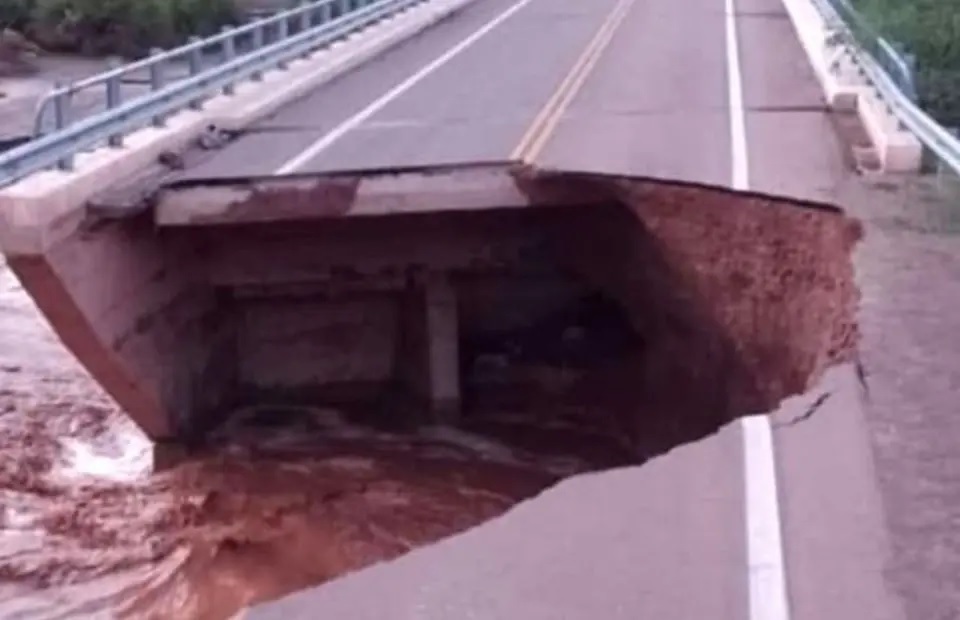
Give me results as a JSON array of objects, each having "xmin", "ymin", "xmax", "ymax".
[
  {"xmin": 0, "ymin": 0, "xmax": 239, "ymax": 56},
  {"xmin": 850, "ymin": 0, "xmax": 960, "ymax": 126},
  {"xmin": 0, "ymin": 0, "xmax": 31, "ymax": 29}
]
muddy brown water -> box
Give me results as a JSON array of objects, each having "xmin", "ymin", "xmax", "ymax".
[{"xmin": 0, "ymin": 257, "xmax": 638, "ymax": 619}]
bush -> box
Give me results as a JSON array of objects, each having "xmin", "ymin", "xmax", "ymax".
[
  {"xmin": 853, "ymin": 0, "xmax": 960, "ymax": 69},
  {"xmin": 851, "ymin": 0, "xmax": 960, "ymax": 124},
  {"xmin": 919, "ymin": 69, "xmax": 960, "ymax": 128},
  {"xmin": 170, "ymin": 0, "xmax": 239, "ymax": 37},
  {"xmin": 0, "ymin": 0, "xmax": 33, "ymax": 29},
  {"xmin": 6, "ymin": 0, "xmax": 239, "ymax": 56}
]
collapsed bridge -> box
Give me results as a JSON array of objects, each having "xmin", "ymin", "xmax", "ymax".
[{"xmin": 4, "ymin": 162, "xmax": 860, "ymax": 461}]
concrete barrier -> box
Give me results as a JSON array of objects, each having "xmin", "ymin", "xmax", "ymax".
[{"xmin": 780, "ymin": 0, "xmax": 922, "ymax": 173}]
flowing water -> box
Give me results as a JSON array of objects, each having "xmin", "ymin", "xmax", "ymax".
[{"xmin": 0, "ymin": 258, "xmax": 633, "ymax": 619}]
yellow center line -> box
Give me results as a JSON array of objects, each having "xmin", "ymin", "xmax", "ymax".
[{"xmin": 510, "ymin": 0, "xmax": 638, "ymax": 163}]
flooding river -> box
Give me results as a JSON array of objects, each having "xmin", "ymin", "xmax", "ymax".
[{"xmin": 0, "ymin": 258, "xmax": 634, "ymax": 619}]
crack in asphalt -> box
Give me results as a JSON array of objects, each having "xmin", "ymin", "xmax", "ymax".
[
  {"xmin": 747, "ymin": 104, "xmax": 831, "ymax": 113},
  {"xmin": 222, "ymin": 100, "xmax": 830, "ymax": 144},
  {"xmin": 774, "ymin": 391, "xmax": 832, "ymax": 429},
  {"xmin": 735, "ymin": 10, "xmax": 790, "ymax": 19},
  {"xmin": 856, "ymin": 357, "xmax": 870, "ymax": 399}
]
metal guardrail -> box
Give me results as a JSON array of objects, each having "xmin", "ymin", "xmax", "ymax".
[
  {"xmin": 29, "ymin": 0, "xmax": 354, "ymax": 137},
  {"xmin": 0, "ymin": 0, "xmax": 421, "ymax": 189},
  {"xmin": 816, "ymin": 0, "xmax": 960, "ymax": 176}
]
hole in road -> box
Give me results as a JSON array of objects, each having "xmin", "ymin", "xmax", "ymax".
[
  {"xmin": 1, "ymin": 178, "xmax": 861, "ymax": 618},
  {"xmin": 157, "ymin": 185, "xmax": 859, "ymax": 615}
]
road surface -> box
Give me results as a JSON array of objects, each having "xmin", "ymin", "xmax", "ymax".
[
  {"xmin": 141, "ymin": 0, "xmax": 911, "ymax": 617},
  {"xmin": 180, "ymin": 0, "xmax": 842, "ymax": 202}
]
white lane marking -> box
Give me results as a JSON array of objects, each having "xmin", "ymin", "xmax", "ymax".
[
  {"xmin": 275, "ymin": 0, "xmax": 537, "ymax": 174},
  {"xmin": 741, "ymin": 416, "xmax": 791, "ymax": 620},
  {"xmin": 726, "ymin": 0, "xmax": 791, "ymax": 618},
  {"xmin": 726, "ymin": 0, "xmax": 749, "ymax": 191}
]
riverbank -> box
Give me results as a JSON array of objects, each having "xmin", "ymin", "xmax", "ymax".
[{"xmin": 0, "ymin": 54, "xmax": 111, "ymax": 142}]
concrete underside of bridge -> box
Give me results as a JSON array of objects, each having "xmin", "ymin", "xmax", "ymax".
[{"xmin": 4, "ymin": 164, "xmax": 861, "ymax": 459}]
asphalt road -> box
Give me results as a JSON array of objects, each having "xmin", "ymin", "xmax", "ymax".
[
  {"xmin": 170, "ymin": 0, "xmax": 908, "ymax": 617},
  {"xmin": 184, "ymin": 0, "xmax": 624, "ymax": 177}
]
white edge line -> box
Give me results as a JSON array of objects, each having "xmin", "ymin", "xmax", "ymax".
[
  {"xmin": 274, "ymin": 0, "xmax": 537, "ymax": 175},
  {"xmin": 725, "ymin": 0, "xmax": 750, "ymax": 192},
  {"xmin": 726, "ymin": 0, "xmax": 791, "ymax": 618},
  {"xmin": 742, "ymin": 416, "xmax": 791, "ymax": 620}
]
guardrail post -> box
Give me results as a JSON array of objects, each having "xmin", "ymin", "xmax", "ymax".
[
  {"xmin": 299, "ymin": 1, "xmax": 316, "ymax": 58},
  {"xmin": 221, "ymin": 27, "xmax": 237, "ymax": 95},
  {"xmin": 300, "ymin": 1, "xmax": 312, "ymax": 32},
  {"xmin": 106, "ymin": 58, "xmax": 124, "ymax": 147},
  {"xmin": 149, "ymin": 48, "xmax": 167, "ymax": 127},
  {"xmin": 52, "ymin": 83, "xmax": 74, "ymax": 170},
  {"xmin": 52, "ymin": 85, "xmax": 68, "ymax": 131},
  {"xmin": 277, "ymin": 18, "xmax": 290, "ymax": 69},
  {"xmin": 320, "ymin": 0, "xmax": 332, "ymax": 24},
  {"xmin": 188, "ymin": 37, "xmax": 205, "ymax": 109},
  {"xmin": 902, "ymin": 52, "xmax": 918, "ymax": 102},
  {"xmin": 251, "ymin": 24, "xmax": 264, "ymax": 81}
]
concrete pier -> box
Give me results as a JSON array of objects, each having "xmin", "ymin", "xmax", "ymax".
[{"xmin": 400, "ymin": 271, "xmax": 461, "ymax": 424}]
